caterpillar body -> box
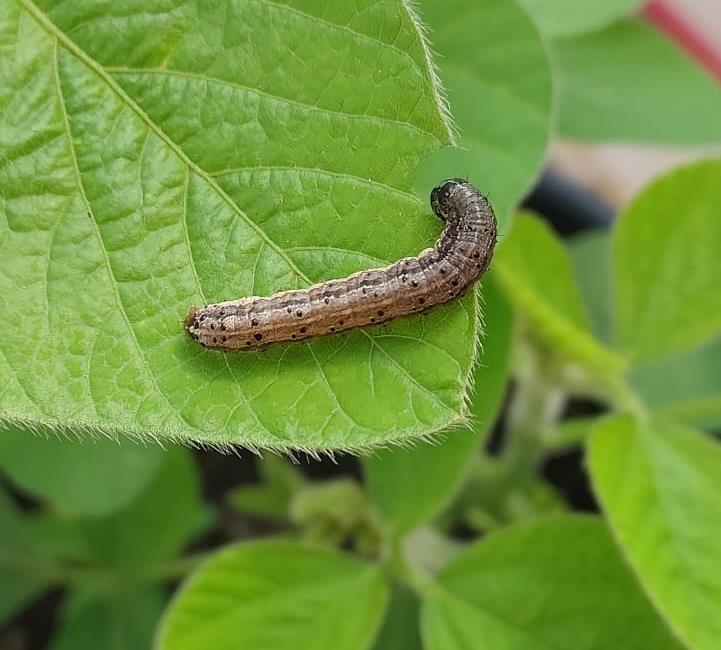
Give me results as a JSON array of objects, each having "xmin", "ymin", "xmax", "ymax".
[{"xmin": 185, "ymin": 179, "xmax": 497, "ymax": 349}]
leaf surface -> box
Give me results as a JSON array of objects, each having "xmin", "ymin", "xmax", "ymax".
[
  {"xmin": 631, "ymin": 338, "xmax": 721, "ymax": 430},
  {"xmin": 493, "ymin": 214, "xmax": 625, "ymax": 377},
  {"xmin": 614, "ymin": 159, "xmax": 721, "ymax": 362},
  {"xmin": 156, "ymin": 540, "xmax": 387, "ymax": 650},
  {"xmin": 0, "ymin": 490, "xmax": 56, "ymax": 624},
  {"xmin": 49, "ymin": 586, "xmax": 166, "ymax": 650},
  {"xmin": 566, "ymin": 229, "xmax": 613, "ymax": 344},
  {"xmin": 556, "ymin": 20, "xmax": 721, "ymax": 143},
  {"xmin": 422, "ymin": 516, "xmax": 682, "ymax": 650},
  {"xmin": 518, "ymin": 0, "xmax": 643, "ymax": 37},
  {"xmin": 589, "ymin": 416, "xmax": 721, "ymax": 650},
  {"xmin": 415, "ymin": 0, "xmax": 552, "ymax": 233},
  {"xmin": 0, "ymin": 429, "xmax": 163, "ymax": 515},
  {"xmin": 75, "ymin": 447, "xmax": 211, "ymax": 570},
  {"xmin": 0, "ymin": 0, "xmax": 485, "ymax": 450}
]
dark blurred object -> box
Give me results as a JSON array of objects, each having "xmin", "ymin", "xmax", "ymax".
[
  {"xmin": 524, "ymin": 169, "xmax": 614, "ymax": 235},
  {"xmin": 543, "ymin": 449, "xmax": 598, "ymax": 512}
]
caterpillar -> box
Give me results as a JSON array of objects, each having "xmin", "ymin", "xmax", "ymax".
[{"xmin": 185, "ymin": 179, "xmax": 496, "ymax": 349}]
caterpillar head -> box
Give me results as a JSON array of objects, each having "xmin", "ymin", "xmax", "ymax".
[{"xmin": 430, "ymin": 178, "xmax": 468, "ymax": 221}]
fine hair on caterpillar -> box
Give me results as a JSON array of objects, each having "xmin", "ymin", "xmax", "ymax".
[{"xmin": 186, "ymin": 178, "xmax": 497, "ymax": 349}]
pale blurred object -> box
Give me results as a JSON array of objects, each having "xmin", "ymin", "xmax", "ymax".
[
  {"xmin": 550, "ymin": 0, "xmax": 721, "ymax": 209},
  {"xmin": 551, "ymin": 142, "xmax": 719, "ymax": 208}
]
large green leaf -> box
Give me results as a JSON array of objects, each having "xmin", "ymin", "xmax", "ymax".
[
  {"xmin": 0, "ymin": 490, "xmax": 57, "ymax": 624},
  {"xmin": 415, "ymin": 0, "xmax": 552, "ymax": 233},
  {"xmin": 589, "ymin": 416, "xmax": 721, "ymax": 650},
  {"xmin": 156, "ymin": 540, "xmax": 388, "ymax": 650},
  {"xmin": 0, "ymin": 429, "xmax": 163, "ymax": 516},
  {"xmin": 518, "ymin": 0, "xmax": 643, "ymax": 37},
  {"xmin": 365, "ymin": 278, "xmax": 511, "ymax": 536},
  {"xmin": 0, "ymin": 0, "xmax": 484, "ymax": 451},
  {"xmin": 614, "ymin": 159, "xmax": 721, "ymax": 362},
  {"xmin": 422, "ymin": 516, "xmax": 682, "ymax": 650},
  {"xmin": 49, "ymin": 586, "xmax": 166, "ymax": 650},
  {"xmin": 556, "ymin": 19, "xmax": 721, "ymax": 143},
  {"xmin": 493, "ymin": 213, "xmax": 625, "ymax": 377}
]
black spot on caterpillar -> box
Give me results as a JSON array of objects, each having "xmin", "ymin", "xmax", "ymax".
[{"xmin": 186, "ymin": 179, "xmax": 497, "ymax": 349}]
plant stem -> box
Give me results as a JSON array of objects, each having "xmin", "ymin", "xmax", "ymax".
[
  {"xmin": 54, "ymin": 551, "xmax": 210, "ymax": 588},
  {"xmin": 501, "ymin": 345, "xmax": 567, "ymax": 484},
  {"xmin": 386, "ymin": 537, "xmax": 433, "ymax": 597}
]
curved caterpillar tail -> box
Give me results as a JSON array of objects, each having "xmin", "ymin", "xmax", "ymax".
[{"xmin": 186, "ymin": 179, "xmax": 497, "ymax": 349}]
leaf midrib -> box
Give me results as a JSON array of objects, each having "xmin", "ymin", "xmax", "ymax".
[
  {"xmin": 425, "ymin": 581, "xmax": 562, "ymax": 650},
  {"xmin": 106, "ymin": 66, "xmax": 443, "ymax": 143}
]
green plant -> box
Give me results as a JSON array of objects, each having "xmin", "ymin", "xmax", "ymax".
[{"xmin": 1, "ymin": 0, "xmax": 721, "ymax": 649}]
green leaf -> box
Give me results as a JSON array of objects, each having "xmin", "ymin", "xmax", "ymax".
[
  {"xmin": 414, "ymin": 0, "xmax": 552, "ymax": 232},
  {"xmin": 155, "ymin": 540, "xmax": 388, "ymax": 650},
  {"xmin": 0, "ymin": 490, "xmax": 56, "ymax": 624},
  {"xmin": 227, "ymin": 454, "xmax": 304, "ymax": 520},
  {"xmin": 518, "ymin": 0, "xmax": 643, "ymax": 37},
  {"xmin": 77, "ymin": 447, "xmax": 211, "ymax": 571},
  {"xmin": 0, "ymin": 429, "xmax": 163, "ymax": 516},
  {"xmin": 49, "ymin": 586, "xmax": 166, "ymax": 650},
  {"xmin": 631, "ymin": 337, "xmax": 721, "ymax": 430},
  {"xmin": 0, "ymin": 0, "xmax": 479, "ymax": 451},
  {"xmin": 365, "ymin": 278, "xmax": 511, "ymax": 536},
  {"xmin": 24, "ymin": 513, "xmax": 94, "ymax": 564},
  {"xmin": 493, "ymin": 213, "xmax": 625, "ymax": 377},
  {"xmin": 422, "ymin": 516, "xmax": 682, "ymax": 650},
  {"xmin": 556, "ymin": 19, "xmax": 721, "ymax": 143},
  {"xmin": 566, "ymin": 228, "xmax": 613, "ymax": 343},
  {"xmin": 289, "ymin": 478, "xmax": 374, "ymax": 550},
  {"xmin": 614, "ymin": 158, "xmax": 721, "ymax": 362},
  {"xmin": 372, "ymin": 582, "xmax": 423, "ymax": 650},
  {"xmin": 589, "ymin": 416, "xmax": 721, "ymax": 650},
  {"xmin": 546, "ymin": 415, "xmax": 598, "ymax": 450}
]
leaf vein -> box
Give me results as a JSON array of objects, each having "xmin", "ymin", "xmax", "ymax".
[{"xmin": 105, "ymin": 66, "xmax": 442, "ymax": 142}]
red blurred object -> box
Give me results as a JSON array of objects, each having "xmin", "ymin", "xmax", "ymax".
[{"xmin": 644, "ymin": 0, "xmax": 721, "ymax": 83}]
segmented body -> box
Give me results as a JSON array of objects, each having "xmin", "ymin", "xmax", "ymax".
[{"xmin": 185, "ymin": 179, "xmax": 497, "ymax": 349}]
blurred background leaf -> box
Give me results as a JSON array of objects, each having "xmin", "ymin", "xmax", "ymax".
[
  {"xmin": 0, "ymin": 430, "xmax": 164, "ymax": 516},
  {"xmin": 590, "ymin": 416, "xmax": 721, "ymax": 650},
  {"xmin": 422, "ymin": 516, "xmax": 682, "ymax": 650},
  {"xmin": 493, "ymin": 213, "xmax": 625, "ymax": 377},
  {"xmin": 566, "ymin": 229, "xmax": 614, "ymax": 344},
  {"xmin": 555, "ymin": 19, "xmax": 721, "ymax": 143},
  {"xmin": 372, "ymin": 582, "xmax": 423, "ymax": 650},
  {"xmin": 156, "ymin": 541, "xmax": 388, "ymax": 650},
  {"xmin": 415, "ymin": 0, "xmax": 553, "ymax": 233},
  {"xmin": 48, "ymin": 586, "xmax": 166, "ymax": 650},
  {"xmin": 0, "ymin": 491, "xmax": 59, "ymax": 626},
  {"xmin": 226, "ymin": 454, "xmax": 305, "ymax": 521},
  {"xmin": 631, "ymin": 337, "xmax": 721, "ymax": 430},
  {"xmin": 71, "ymin": 448, "xmax": 212, "ymax": 571},
  {"xmin": 519, "ymin": 0, "xmax": 644, "ymax": 37},
  {"xmin": 613, "ymin": 158, "xmax": 721, "ymax": 362}
]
